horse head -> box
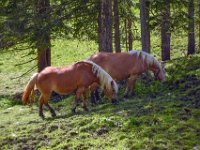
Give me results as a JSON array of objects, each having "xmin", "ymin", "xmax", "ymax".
[
  {"xmin": 135, "ymin": 51, "xmax": 166, "ymax": 83},
  {"xmin": 151, "ymin": 61, "xmax": 165, "ymax": 83}
]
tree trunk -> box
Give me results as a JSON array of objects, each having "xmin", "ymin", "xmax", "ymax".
[
  {"xmin": 199, "ymin": 0, "xmax": 200, "ymax": 51},
  {"xmin": 161, "ymin": 0, "xmax": 171, "ymax": 61},
  {"xmin": 128, "ymin": 18, "xmax": 133, "ymax": 51},
  {"xmin": 97, "ymin": 1, "xmax": 101, "ymax": 50},
  {"xmin": 187, "ymin": 0, "xmax": 195, "ymax": 55},
  {"xmin": 113, "ymin": 0, "xmax": 121, "ymax": 52},
  {"xmin": 35, "ymin": 0, "xmax": 51, "ymax": 72},
  {"xmin": 125, "ymin": 19, "xmax": 128, "ymax": 51},
  {"xmin": 98, "ymin": 0, "xmax": 112, "ymax": 52},
  {"xmin": 140, "ymin": 0, "xmax": 150, "ymax": 53}
]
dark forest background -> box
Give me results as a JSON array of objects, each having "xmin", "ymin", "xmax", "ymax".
[{"xmin": 0, "ymin": 0, "xmax": 199, "ymax": 71}]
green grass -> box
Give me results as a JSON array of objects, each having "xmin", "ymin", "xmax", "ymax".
[
  {"xmin": 0, "ymin": 86, "xmax": 200, "ymax": 149},
  {"xmin": 0, "ymin": 38, "xmax": 200, "ymax": 149}
]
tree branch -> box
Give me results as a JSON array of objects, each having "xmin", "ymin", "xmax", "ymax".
[
  {"xmin": 11, "ymin": 65, "xmax": 37, "ymax": 80},
  {"xmin": 15, "ymin": 58, "xmax": 36, "ymax": 66}
]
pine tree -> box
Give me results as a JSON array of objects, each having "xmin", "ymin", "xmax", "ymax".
[
  {"xmin": 113, "ymin": 0, "xmax": 121, "ymax": 52},
  {"xmin": 161, "ymin": 0, "xmax": 171, "ymax": 61},
  {"xmin": 98, "ymin": 0, "xmax": 112, "ymax": 52},
  {"xmin": 140, "ymin": 0, "xmax": 150, "ymax": 53},
  {"xmin": 35, "ymin": 0, "xmax": 51, "ymax": 72},
  {"xmin": 187, "ymin": 0, "xmax": 195, "ymax": 55}
]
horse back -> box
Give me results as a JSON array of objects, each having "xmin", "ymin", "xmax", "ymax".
[
  {"xmin": 36, "ymin": 66, "xmax": 79, "ymax": 95},
  {"xmin": 74, "ymin": 62, "xmax": 98, "ymax": 83},
  {"xmin": 89, "ymin": 52, "xmax": 137, "ymax": 80}
]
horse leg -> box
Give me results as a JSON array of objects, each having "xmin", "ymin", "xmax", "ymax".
[
  {"xmin": 71, "ymin": 87, "xmax": 86, "ymax": 113},
  {"xmin": 45, "ymin": 103, "xmax": 56, "ymax": 117},
  {"xmin": 38, "ymin": 95, "xmax": 45, "ymax": 119},
  {"xmin": 95, "ymin": 88, "xmax": 101, "ymax": 103},
  {"xmin": 82, "ymin": 92, "xmax": 89, "ymax": 112},
  {"xmin": 91, "ymin": 91, "xmax": 97, "ymax": 106},
  {"xmin": 91, "ymin": 89, "xmax": 101, "ymax": 106},
  {"xmin": 43, "ymin": 95, "xmax": 56, "ymax": 117},
  {"xmin": 90, "ymin": 82, "xmax": 100, "ymax": 106},
  {"xmin": 127, "ymin": 76, "xmax": 137, "ymax": 97},
  {"xmin": 72, "ymin": 98, "xmax": 79, "ymax": 113},
  {"xmin": 130, "ymin": 82, "xmax": 136, "ymax": 96},
  {"xmin": 124, "ymin": 75, "xmax": 137, "ymax": 100}
]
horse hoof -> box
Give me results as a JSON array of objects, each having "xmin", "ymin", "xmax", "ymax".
[
  {"xmin": 83, "ymin": 106, "xmax": 89, "ymax": 112},
  {"xmin": 51, "ymin": 112, "xmax": 56, "ymax": 117},
  {"xmin": 112, "ymin": 99, "xmax": 118, "ymax": 104},
  {"xmin": 71, "ymin": 108, "xmax": 76, "ymax": 114}
]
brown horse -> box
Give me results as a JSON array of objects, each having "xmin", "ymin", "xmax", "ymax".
[
  {"xmin": 89, "ymin": 50, "xmax": 165, "ymax": 100},
  {"xmin": 22, "ymin": 61, "xmax": 118, "ymax": 119}
]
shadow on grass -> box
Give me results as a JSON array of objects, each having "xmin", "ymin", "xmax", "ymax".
[{"xmin": 0, "ymin": 94, "xmax": 22, "ymax": 109}]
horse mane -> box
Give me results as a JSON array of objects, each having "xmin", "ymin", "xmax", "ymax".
[
  {"xmin": 81, "ymin": 60, "xmax": 118, "ymax": 93},
  {"xmin": 129, "ymin": 50, "xmax": 162, "ymax": 70}
]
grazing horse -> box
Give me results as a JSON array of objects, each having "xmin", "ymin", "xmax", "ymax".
[
  {"xmin": 88, "ymin": 50, "xmax": 165, "ymax": 101},
  {"xmin": 22, "ymin": 61, "xmax": 118, "ymax": 119}
]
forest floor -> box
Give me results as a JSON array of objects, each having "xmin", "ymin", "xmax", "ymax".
[{"xmin": 0, "ymin": 41, "xmax": 200, "ymax": 149}]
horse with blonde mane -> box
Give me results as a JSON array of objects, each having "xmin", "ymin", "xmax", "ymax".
[
  {"xmin": 22, "ymin": 61, "xmax": 118, "ymax": 119},
  {"xmin": 88, "ymin": 50, "xmax": 165, "ymax": 101}
]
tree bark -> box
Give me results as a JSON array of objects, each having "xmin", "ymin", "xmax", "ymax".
[
  {"xmin": 113, "ymin": 0, "xmax": 121, "ymax": 52},
  {"xmin": 35, "ymin": 0, "xmax": 51, "ymax": 72},
  {"xmin": 187, "ymin": 0, "xmax": 195, "ymax": 55},
  {"xmin": 161, "ymin": 0, "xmax": 171, "ymax": 61},
  {"xmin": 199, "ymin": 0, "xmax": 200, "ymax": 51},
  {"xmin": 140, "ymin": 0, "xmax": 150, "ymax": 53},
  {"xmin": 128, "ymin": 18, "xmax": 133, "ymax": 51},
  {"xmin": 98, "ymin": 0, "xmax": 112, "ymax": 52},
  {"xmin": 125, "ymin": 19, "xmax": 128, "ymax": 51}
]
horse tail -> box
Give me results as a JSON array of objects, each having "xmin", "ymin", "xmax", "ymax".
[{"xmin": 22, "ymin": 73, "xmax": 38, "ymax": 105}]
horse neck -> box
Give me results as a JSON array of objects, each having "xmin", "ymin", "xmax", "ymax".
[
  {"xmin": 141, "ymin": 53, "xmax": 160, "ymax": 73},
  {"xmin": 134, "ymin": 56, "xmax": 150, "ymax": 73},
  {"xmin": 149, "ymin": 62, "xmax": 160, "ymax": 73},
  {"xmin": 85, "ymin": 60, "xmax": 112, "ymax": 91},
  {"xmin": 95, "ymin": 67, "xmax": 118, "ymax": 93},
  {"xmin": 97, "ymin": 69, "xmax": 112, "ymax": 90}
]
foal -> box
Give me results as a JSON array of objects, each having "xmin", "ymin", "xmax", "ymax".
[{"xmin": 22, "ymin": 61, "xmax": 118, "ymax": 119}]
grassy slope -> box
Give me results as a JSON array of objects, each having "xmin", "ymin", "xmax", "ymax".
[{"xmin": 0, "ymin": 39, "xmax": 200, "ymax": 149}]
